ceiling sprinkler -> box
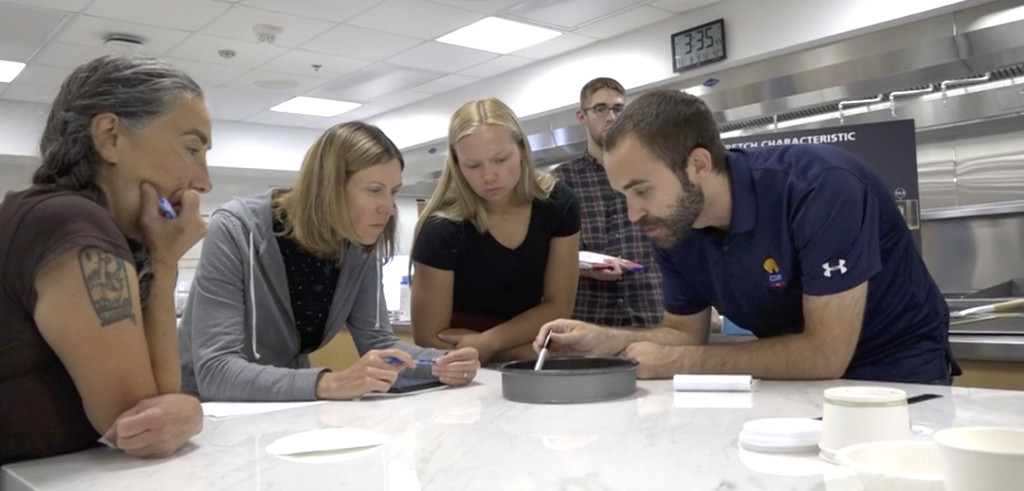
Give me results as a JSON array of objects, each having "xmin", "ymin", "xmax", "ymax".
[{"xmin": 253, "ymin": 24, "xmax": 283, "ymax": 44}]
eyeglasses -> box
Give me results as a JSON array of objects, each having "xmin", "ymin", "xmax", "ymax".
[{"xmin": 583, "ymin": 104, "xmax": 626, "ymax": 117}]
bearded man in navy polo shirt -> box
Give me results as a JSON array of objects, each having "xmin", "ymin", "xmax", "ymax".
[{"xmin": 535, "ymin": 89, "xmax": 958, "ymax": 384}]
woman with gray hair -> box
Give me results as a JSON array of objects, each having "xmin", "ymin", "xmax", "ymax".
[{"xmin": 0, "ymin": 55, "xmax": 211, "ymax": 464}]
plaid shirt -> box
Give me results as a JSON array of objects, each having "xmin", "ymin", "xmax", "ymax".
[{"xmin": 551, "ymin": 152, "xmax": 663, "ymax": 327}]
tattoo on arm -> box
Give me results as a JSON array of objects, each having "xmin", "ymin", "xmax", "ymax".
[{"xmin": 78, "ymin": 247, "xmax": 136, "ymax": 326}]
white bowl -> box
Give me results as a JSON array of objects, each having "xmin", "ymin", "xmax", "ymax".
[
  {"xmin": 933, "ymin": 426, "xmax": 1024, "ymax": 491},
  {"xmin": 835, "ymin": 440, "xmax": 944, "ymax": 491}
]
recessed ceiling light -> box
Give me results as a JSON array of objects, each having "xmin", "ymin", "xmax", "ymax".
[
  {"xmin": 270, "ymin": 96, "xmax": 360, "ymax": 117},
  {"xmin": 0, "ymin": 60, "xmax": 27, "ymax": 83},
  {"xmin": 437, "ymin": 17, "xmax": 561, "ymax": 55}
]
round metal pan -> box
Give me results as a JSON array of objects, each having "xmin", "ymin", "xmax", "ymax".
[{"xmin": 499, "ymin": 356, "xmax": 638, "ymax": 404}]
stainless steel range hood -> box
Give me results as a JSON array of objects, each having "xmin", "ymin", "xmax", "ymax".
[{"xmin": 398, "ymin": 0, "xmax": 1024, "ymax": 198}]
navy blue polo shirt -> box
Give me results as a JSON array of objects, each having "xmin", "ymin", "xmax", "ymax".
[{"xmin": 656, "ymin": 145, "xmax": 953, "ymax": 383}]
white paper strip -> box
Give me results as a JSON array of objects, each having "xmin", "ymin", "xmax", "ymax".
[
  {"xmin": 673, "ymin": 374, "xmax": 758, "ymax": 392},
  {"xmin": 201, "ymin": 401, "xmax": 327, "ymax": 419}
]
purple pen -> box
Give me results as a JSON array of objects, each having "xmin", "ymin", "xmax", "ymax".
[
  {"xmin": 157, "ymin": 197, "xmax": 177, "ymax": 219},
  {"xmin": 386, "ymin": 356, "xmax": 435, "ymax": 366}
]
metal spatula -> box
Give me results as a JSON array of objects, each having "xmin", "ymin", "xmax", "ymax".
[{"xmin": 534, "ymin": 331, "xmax": 553, "ymax": 371}]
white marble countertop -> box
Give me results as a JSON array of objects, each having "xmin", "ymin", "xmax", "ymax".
[{"xmin": 4, "ymin": 370, "xmax": 1023, "ymax": 491}]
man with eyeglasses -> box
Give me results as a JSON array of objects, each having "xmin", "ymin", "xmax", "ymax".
[{"xmin": 550, "ymin": 77, "xmax": 664, "ymax": 328}]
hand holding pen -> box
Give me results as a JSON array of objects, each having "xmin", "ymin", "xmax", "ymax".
[
  {"xmin": 157, "ymin": 197, "xmax": 177, "ymax": 219},
  {"xmin": 138, "ymin": 183, "xmax": 207, "ymax": 267},
  {"xmin": 387, "ymin": 349, "xmax": 481, "ymax": 387},
  {"xmin": 315, "ymin": 349, "xmax": 413, "ymax": 399}
]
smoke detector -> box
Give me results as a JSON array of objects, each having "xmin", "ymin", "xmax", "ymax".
[
  {"xmin": 103, "ymin": 34, "xmax": 145, "ymax": 54},
  {"xmin": 253, "ymin": 24, "xmax": 283, "ymax": 44}
]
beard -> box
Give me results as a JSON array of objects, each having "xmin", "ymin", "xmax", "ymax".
[{"xmin": 636, "ymin": 174, "xmax": 705, "ymax": 248}]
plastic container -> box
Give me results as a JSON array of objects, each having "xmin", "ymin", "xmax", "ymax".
[{"xmin": 399, "ymin": 276, "xmax": 411, "ymax": 321}]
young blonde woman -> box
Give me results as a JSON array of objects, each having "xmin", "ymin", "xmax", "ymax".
[
  {"xmin": 411, "ymin": 98, "xmax": 581, "ymax": 364},
  {"xmin": 179, "ymin": 122, "xmax": 479, "ymax": 401}
]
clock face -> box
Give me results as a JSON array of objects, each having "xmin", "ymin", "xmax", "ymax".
[{"xmin": 672, "ymin": 19, "xmax": 727, "ymax": 73}]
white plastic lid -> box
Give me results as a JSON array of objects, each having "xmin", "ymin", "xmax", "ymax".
[{"xmin": 739, "ymin": 418, "xmax": 823, "ymax": 453}]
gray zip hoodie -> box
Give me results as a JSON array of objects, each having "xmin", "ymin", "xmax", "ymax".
[{"xmin": 179, "ymin": 191, "xmax": 443, "ymax": 401}]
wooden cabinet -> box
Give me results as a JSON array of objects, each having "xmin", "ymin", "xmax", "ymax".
[{"xmin": 954, "ymin": 360, "xmax": 1024, "ymax": 391}]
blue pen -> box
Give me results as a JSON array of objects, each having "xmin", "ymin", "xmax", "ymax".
[
  {"xmin": 386, "ymin": 356, "xmax": 435, "ymax": 366},
  {"xmin": 157, "ymin": 198, "xmax": 177, "ymax": 219}
]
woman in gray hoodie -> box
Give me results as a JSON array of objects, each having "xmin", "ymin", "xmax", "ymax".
[{"xmin": 179, "ymin": 122, "xmax": 479, "ymax": 401}]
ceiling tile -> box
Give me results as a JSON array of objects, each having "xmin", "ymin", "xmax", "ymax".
[
  {"xmin": 199, "ymin": 5, "xmax": 334, "ymax": 48},
  {"xmin": 302, "ymin": 25, "xmax": 421, "ymax": 61},
  {"xmin": 32, "ymin": 42, "xmax": 106, "ymax": 68},
  {"xmin": 387, "ymin": 42, "xmax": 496, "ymax": 72},
  {"xmin": 301, "ymin": 117, "xmax": 351, "ymax": 130},
  {"xmin": 309, "ymin": 63, "xmax": 440, "ymax": 103},
  {"xmin": 574, "ymin": 6, "xmax": 669, "ymax": 39},
  {"xmin": 413, "ymin": 74, "xmax": 479, "ymax": 94},
  {"xmin": 166, "ymin": 58, "xmax": 249, "ymax": 89},
  {"xmin": 239, "ymin": 0, "xmax": 382, "ymax": 23},
  {"xmin": 512, "ymin": 32, "xmax": 596, "ymax": 60},
  {"xmin": 459, "ymin": 55, "xmax": 532, "ymax": 78},
  {"xmin": 168, "ymin": 34, "xmax": 288, "ymax": 68},
  {"xmin": 347, "ymin": 0, "xmax": 484, "ymax": 40},
  {"xmin": 0, "ymin": 3, "xmax": 67, "ymax": 61},
  {"xmin": 223, "ymin": 69, "xmax": 329, "ymax": 94},
  {"xmin": 1, "ymin": 82, "xmax": 59, "ymax": 103},
  {"xmin": 243, "ymin": 110, "xmax": 337, "ymax": 127},
  {"xmin": 6, "ymin": 63, "xmax": 73, "ymax": 88},
  {"xmin": 206, "ymin": 85, "xmax": 293, "ymax": 120},
  {"xmin": 506, "ymin": 0, "xmax": 645, "ymax": 30},
  {"xmin": 426, "ymin": 0, "xmax": 526, "ymax": 15},
  {"xmin": 1, "ymin": 0, "xmax": 90, "ymax": 13},
  {"xmin": 335, "ymin": 90, "xmax": 434, "ymax": 121},
  {"xmin": 84, "ymin": 0, "xmax": 231, "ymax": 31},
  {"xmin": 261, "ymin": 50, "xmax": 370, "ymax": 80},
  {"xmin": 649, "ymin": 0, "xmax": 720, "ymax": 13},
  {"xmin": 57, "ymin": 15, "xmax": 191, "ymax": 54}
]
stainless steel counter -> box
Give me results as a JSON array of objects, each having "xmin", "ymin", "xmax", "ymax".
[{"xmin": 950, "ymin": 335, "xmax": 1024, "ymax": 362}]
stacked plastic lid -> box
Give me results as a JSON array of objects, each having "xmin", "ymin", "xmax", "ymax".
[{"xmin": 739, "ymin": 418, "xmax": 823, "ymax": 453}]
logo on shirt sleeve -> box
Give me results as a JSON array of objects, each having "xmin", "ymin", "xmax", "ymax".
[
  {"xmin": 764, "ymin": 257, "xmax": 786, "ymax": 290},
  {"xmin": 822, "ymin": 259, "xmax": 848, "ymax": 278}
]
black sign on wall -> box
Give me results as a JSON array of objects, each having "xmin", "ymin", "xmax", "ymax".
[{"xmin": 722, "ymin": 119, "xmax": 921, "ymax": 250}]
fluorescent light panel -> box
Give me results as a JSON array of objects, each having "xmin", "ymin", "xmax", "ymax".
[
  {"xmin": 0, "ymin": 60, "xmax": 26, "ymax": 83},
  {"xmin": 437, "ymin": 17, "xmax": 561, "ymax": 54},
  {"xmin": 270, "ymin": 96, "xmax": 360, "ymax": 117}
]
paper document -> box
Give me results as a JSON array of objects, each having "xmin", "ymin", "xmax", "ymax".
[
  {"xmin": 202, "ymin": 401, "xmax": 327, "ymax": 419},
  {"xmin": 578, "ymin": 251, "xmax": 642, "ymax": 271},
  {"xmin": 673, "ymin": 374, "xmax": 759, "ymax": 392}
]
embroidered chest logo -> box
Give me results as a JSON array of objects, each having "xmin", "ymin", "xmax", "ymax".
[
  {"xmin": 763, "ymin": 257, "xmax": 786, "ymax": 290},
  {"xmin": 822, "ymin": 259, "xmax": 848, "ymax": 278}
]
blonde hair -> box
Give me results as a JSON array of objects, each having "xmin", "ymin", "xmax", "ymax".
[
  {"xmin": 415, "ymin": 98, "xmax": 554, "ymax": 242},
  {"xmin": 273, "ymin": 122, "xmax": 403, "ymax": 262}
]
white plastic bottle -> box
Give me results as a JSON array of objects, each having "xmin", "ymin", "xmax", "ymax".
[{"xmin": 399, "ymin": 276, "xmax": 411, "ymax": 321}]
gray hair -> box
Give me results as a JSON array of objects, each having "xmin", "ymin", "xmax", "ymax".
[{"xmin": 33, "ymin": 54, "xmax": 204, "ymax": 203}]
